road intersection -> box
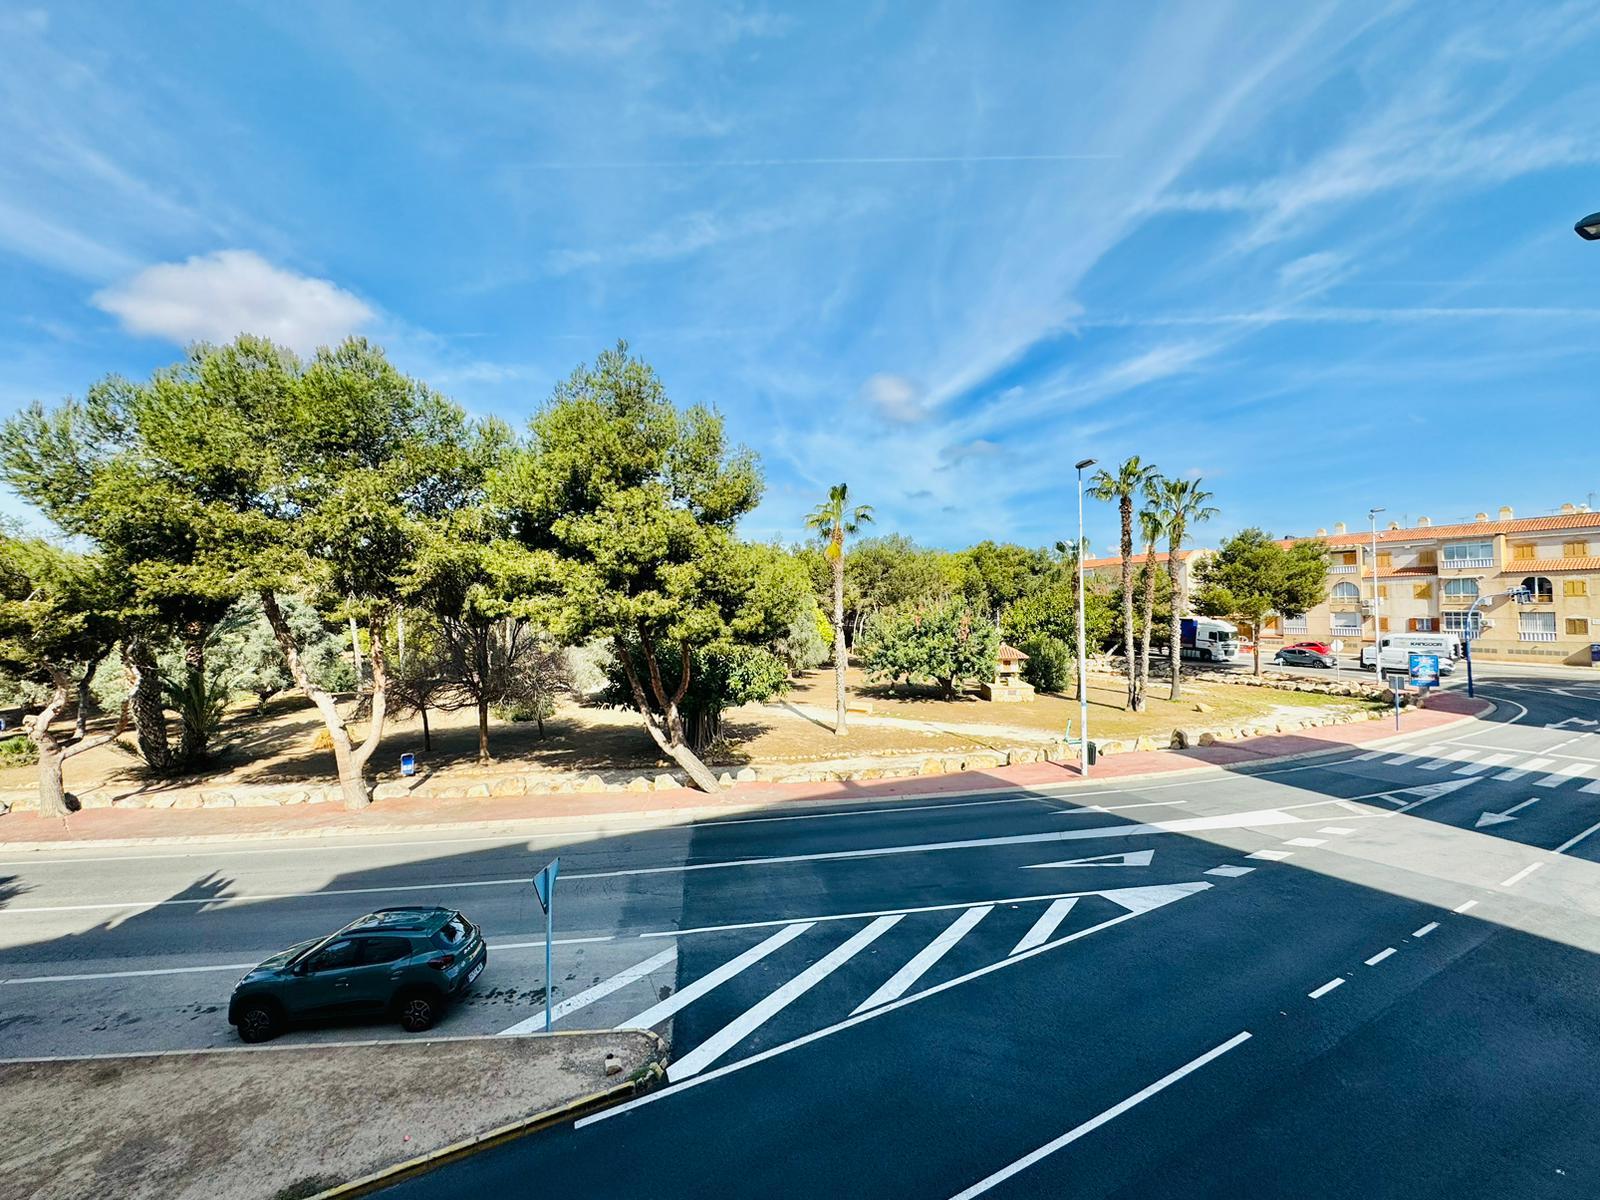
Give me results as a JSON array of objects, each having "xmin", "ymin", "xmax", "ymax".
[{"xmin": 3, "ymin": 665, "xmax": 1600, "ymax": 1195}]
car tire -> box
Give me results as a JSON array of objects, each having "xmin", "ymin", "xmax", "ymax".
[
  {"xmin": 397, "ymin": 989, "xmax": 440, "ymax": 1034},
  {"xmin": 236, "ymin": 1001, "xmax": 280, "ymax": 1044}
]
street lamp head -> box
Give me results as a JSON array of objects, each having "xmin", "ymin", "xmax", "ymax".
[
  {"xmin": 1075, "ymin": 457, "xmax": 1097, "ymax": 470},
  {"xmin": 1576, "ymin": 212, "xmax": 1600, "ymax": 241},
  {"xmin": 1367, "ymin": 506, "xmax": 1385, "ymax": 518}
]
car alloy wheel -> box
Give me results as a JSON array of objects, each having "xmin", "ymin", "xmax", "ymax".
[
  {"xmin": 238, "ymin": 1006, "xmax": 276, "ymax": 1043},
  {"xmin": 400, "ymin": 996, "xmax": 436, "ymax": 1032}
]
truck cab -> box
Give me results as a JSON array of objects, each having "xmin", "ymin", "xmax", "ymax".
[{"xmin": 1179, "ymin": 617, "xmax": 1241, "ymax": 663}]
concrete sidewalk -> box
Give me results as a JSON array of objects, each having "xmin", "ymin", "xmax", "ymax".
[{"xmin": 0, "ymin": 693, "xmax": 1489, "ymax": 849}]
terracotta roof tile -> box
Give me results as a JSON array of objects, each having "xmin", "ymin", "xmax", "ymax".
[
  {"xmin": 1308, "ymin": 511, "xmax": 1600, "ymax": 548},
  {"xmin": 1082, "ymin": 549, "xmax": 1200, "ymax": 570},
  {"xmin": 1498, "ymin": 557, "xmax": 1600, "ymax": 574}
]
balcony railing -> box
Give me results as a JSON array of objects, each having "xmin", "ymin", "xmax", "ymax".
[
  {"xmin": 1441, "ymin": 557, "xmax": 1495, "ymax": 569},
  {"xmin": 1519, "ymin": 630, "xmax": 1558, "ymax": 642},
  {"xmin": 1330, "ymin": 564, "xmax": 1358, "ymax": 573},
  {"xmin": 1329, "ymin": 625, "xmax": 1363, "ymax": 638}
]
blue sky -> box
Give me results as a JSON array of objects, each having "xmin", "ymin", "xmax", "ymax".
[{"xmin": 3, "ymin": 2, "xmax": 1599, "ymax": 556}]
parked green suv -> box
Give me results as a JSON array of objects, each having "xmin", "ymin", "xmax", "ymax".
[{"xmin": 228, "ymin": 907, "xmax": 487, "ymax": 1043}]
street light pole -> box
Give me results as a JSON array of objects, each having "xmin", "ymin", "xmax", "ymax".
[
  {"xmin": 1075, "ymin": 457, "xmax": 1097, "ymax": 777},
  {"xmin": 1367, "ymin": 507, "xmax": 1385, "ymax": 671}
]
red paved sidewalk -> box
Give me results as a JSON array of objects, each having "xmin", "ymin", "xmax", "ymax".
[{"xmin": 0, "ymin": 692, "xmax": 1490, "ymax": 848}]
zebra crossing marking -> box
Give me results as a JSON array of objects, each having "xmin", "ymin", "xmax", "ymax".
[
  {"xmin": 500, "ymin": 945, "xmax": 680, "ymax": 1035},
  {"xmin": 1010, "ymin": 898, "xmax": 1080, "ymax": 956},
  {"xmin": 852, "ymin": 905, "xmax": 993, "ymax": 1014},
  {"xmin": 1495, "ymin": 756, "xmax": 1553, "ymax": 781},
  {"xmin": 619, "ymin": 922, "xmax": 813, "ymax": 1030},
  {"xmin": 668, "ymin": 915, "xmax": 903, "ymax": 1080}
]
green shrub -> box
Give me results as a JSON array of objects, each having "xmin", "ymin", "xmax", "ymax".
[
  {"xmin": 0, "ymin": 735, "xmax": 38, "ymax": 767},
  {"xmin": 1019, "ymin": 635, "xmax": 1073, "ymax": 693}
]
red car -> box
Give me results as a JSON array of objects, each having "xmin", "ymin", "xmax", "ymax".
[{"xmin": 1287, "ymin": 641, "xmax": 1334, "ymax": 655}]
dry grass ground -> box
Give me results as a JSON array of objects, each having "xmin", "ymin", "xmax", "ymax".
[{"xmin": 0, "ymin": 662, "xmax": 1379, "ymax": 798}]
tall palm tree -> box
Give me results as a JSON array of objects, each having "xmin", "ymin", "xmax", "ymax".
[
  {"xmin": 1090, "ymin": 457, "xmax": 1159, "ymax": 710},
  {"xmin": 805, "ymin": 483, "xmax": 873, "ymax": 735},
  {"xmin": 1134, "ymin": 501, "xmax": 1167, "ymax": 711},
  {"xmin": 1156, "ymin": 477, "xmax": 1218, "ymax": 701}
]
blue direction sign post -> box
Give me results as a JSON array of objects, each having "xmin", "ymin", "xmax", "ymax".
[
  {"xmin": 533, "ymin": 857, "xmax": 560, "ymax": 1033},
  {"xmin": 1408, "ymin": 652, "xmax": 1440, "ymax": 689}
]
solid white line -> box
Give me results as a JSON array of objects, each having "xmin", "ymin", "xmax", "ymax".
[
  {"xmin": 1308, "ymin": 977, "xmax": 1345, "ymax": 999},
  {"xmin": 1453, "ymin": 899, "xmax": 1479, "ymax": 914},
  {"xmin": 1365, "ymin": 948, "xmax": 1396, "ymax": 966},
  {"xmin": 1499, "ymin": 862, "xmax": 1544, "ymax": 888},
  {"xmin": 1010, "ymin": 898, "xmax": 1079, "ymax": 956},
  {"xmin": 852, "ymin": 906, "xmax": 992, "ymax": 1014},
  {"xmin": 577, "ymin": 887, "xmax": 1212, "ymax": 1129},
  {"xmin": 667, "ymin": 915, "xmax": 902, "ymax": 1080},
  {"xmin": 0, "ymin": 935, "xmax": 614, "ymax": 987},
  {"xmin": 620, "ymin": 923, "xmax": 813, "ymax": 1030},
  {"xmin": 0, "ymin": 810, "xmax": 1302, "ymax": 916},
  {"xmin": 943, "ymin": 1032, "xmax": 1253, "ymax": 1199},
  {"xmin": 1554, "ymin": 818, "xmax": 1600, "ymax": 856},
  {"xmin": 1412, "ymin": 922, "xmax": 1439, "ymax": 939},
  {"xmin": 498, "ymin": 946, "xmax": 680, "ymax": 1035},
  {"xmin": 650, "ymin": 888, "xmax": 1104, "ymax": 939}
]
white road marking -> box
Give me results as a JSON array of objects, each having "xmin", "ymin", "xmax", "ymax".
[
  {"xmin": 498, "ymin": 946, "xmax": 679, "ymax": 1035},
  {"xmin": 1284, "ymin": 837, "xmax": 1326, "ymax": 847},
  {"xmin": 1454, "ymin": 753, "xmax": 1513, "ymax": 776},
  {"xmin": 1412, "ymin": 922, "xmax": 1439, "ymax": 938},
  {"xmin": 851, "ymin": 906, "xmax": 992, "ymax": 1014},
  {"xmin": 1495, "ymin": 756, "xmax": 1554, "ymax": 781},
  {"xmin": 1354, "ymin": 750, "xmax": 1387, "ymax": 761},
  {"xmin": 0, "ymin": 935, "xmax": 615, "ymax": 987},
  {"xmin": 1365, "ymin": 948, "xmax": 1396, "ymax": 966},
  {"xmin": 1499, "ymin": 862, "xmax": 1544, "ymax": 888},
  {"xmin": 1554, "ymin": 818, "xmax": 1600, "ymax": 856},
  {"xmin": 1204, "ymin": 865, "xmax": 1254, "ymax": 878},
  {"xmin": 0, "ymin": 809, "xmax": 1305, "ymax": 916},
  {"xmin": 942, "ymin": 1032, "xmax": 1253, "ymax": 1200},
  {"xmin": 1583, "ymin": 779, "xmax": 1600, "ymax": 794},
  {"xmin": 1382, "ymin": 753, "xmax": 1424, "ymax": 766},
  {"xmin": 1532, "ymin": 772, "xmax": 1573, "ymax": 789},
  {"xmin": 578, "ymin": 885, "xmax": 1213, "ymax": 1129},
  {"xmin": 619, "ymin": 923, "xmax": 813, "ymax": 1030},
  {"xmin": 667, "ymin": 915, "xmax": 902, "ymax": 1080},
  {"xmin": 1009, "ymin": 898, "xmax": 1079, "ymax": 956},
  {"xmin": 1416, "ymin": 755, "xmax": 1459, "ymax": 772},
  {"xmin": 1453, "ymin": 899, "xmax": 1479, "ymax": 914},
  {"xmin": 1022, "ymin": 850, "xmax": 1153, "ymax": 870},
  {"xmin": 1246, "ymin": 850, "xmax": 1292, "ymax": 861},
  {"xmin": 1318, "ymin": 827, "xmax": 1356, "ymax": 835},
  {"xmin": 1308, "ymin": 977, "xmax": 1345, "ymax": 999}
]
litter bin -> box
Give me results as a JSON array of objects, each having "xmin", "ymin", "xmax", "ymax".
[{"xmin": 1086, "ymin": 741, "xmax": 1097, "ymax": 766}]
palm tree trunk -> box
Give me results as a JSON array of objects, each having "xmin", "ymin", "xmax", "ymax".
[
  {"xmin": 1136, "ymin": 552, "xmax": 1157, "ymax": 711},
  {"xmin": 832, "ymin": 546, "xmax": 848, "ymax": 735},
  {"xmin": 1167, "ymin": 548, "xmax": 1184, "ymax": 701},
  {"xmin": 1120, "ymin": 497, "xmax": 1135, "ymax": 710},
  {"xmin": 122, "ymin": 637, "xmax": 171, "ymax": 773},
  {"xmin": 177, "ymin": 619, "xmax": 210, "ymax": 762}
]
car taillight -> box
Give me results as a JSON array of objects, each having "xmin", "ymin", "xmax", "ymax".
[{"xmin": 427, "ymin": 955, "xmax": 456, "ymax": 970}]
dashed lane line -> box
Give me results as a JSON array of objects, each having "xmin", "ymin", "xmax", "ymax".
[
  {"xmin": 1499, "ymin": 862, "xmax": 1544, "ymax": 888},
  {"xmin": 1365, "ymin": 948, "xmax": 1396, "ymax": 966},
  {"xmin": 1308, "ymin": 977, "xmax": 1345, "ymax": 999},
  {"xmin": 1412, "ymin": 922, "xmax": 1439, "ymax": 939}
]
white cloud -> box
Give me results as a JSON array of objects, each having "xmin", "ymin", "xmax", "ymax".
[
  {"xmin": 1278, "ymin": 251, "xmax": 1345, "ymax": 287},
  {"xmin": 862, "ymin": 373, "xmax": 927, "ymax": 423},
  {"xmin": 92, "ymin": 251, "xmax": 373, "ymax": 354}
]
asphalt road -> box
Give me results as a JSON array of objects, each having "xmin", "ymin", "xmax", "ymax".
[{"xmin": 3, "ymin": 664, "xmax": 1600, "ymax": 1197}]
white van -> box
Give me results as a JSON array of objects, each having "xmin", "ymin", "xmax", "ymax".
[{"xmin": 1360, "ymin": 632, "xmax": 1458, "ymax": 675}]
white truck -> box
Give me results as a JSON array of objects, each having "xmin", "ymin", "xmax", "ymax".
[
  {"xmin": 1178, "ymin": 617, "xmax": 1242, "ymax": 663},
  {"xmin": 1360, "ymin": 632, "xmax": 1459, "ymax": 675}
]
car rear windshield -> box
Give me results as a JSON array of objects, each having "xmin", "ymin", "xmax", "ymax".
[{"xmin": 435, "ymin": 914, "xmax": 472, "ymax": 947}]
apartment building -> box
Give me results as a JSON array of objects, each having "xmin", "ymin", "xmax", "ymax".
[
  {"xmin": 1268, "ymin": 504, "xmax": 1600, "ymax": 666},
  {"xmin": 1081, "ymin": 548, "xmax": 1211, "ymax": 608}
]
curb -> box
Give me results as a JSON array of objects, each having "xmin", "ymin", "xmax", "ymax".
[
  {"xmin": 308, "ymin": 1030, "xmax": 669, "ymax": 1200},
  {"xmin": 0, "ymin": 701, "xmax": 1493, "ymax": 853}
]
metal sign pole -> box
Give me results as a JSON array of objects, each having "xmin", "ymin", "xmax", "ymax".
[{"xmin": 533, "ymin": 857, "xmax": 560, "ymax": 1033}]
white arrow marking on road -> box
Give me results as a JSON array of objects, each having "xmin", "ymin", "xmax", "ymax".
[
  {"xmin": 1547, "ymin": 718, "xmax": 1599, "ymax": 730},
  {"xmin": 1387, "ymin": 777, "xmax": 1482, "ymax": 814},
  {"xmin": 1021, "ymin": 850, "xmax": 1154, "ymax": 870},
  {"xmin": 1474, "ymin": 797, "xmax": 1540, "ymax": 829}
]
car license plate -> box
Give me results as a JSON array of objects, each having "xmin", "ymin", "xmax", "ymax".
[{"xmin": 467, "ymin": 959, "xmax": 484, "ymax": 985}]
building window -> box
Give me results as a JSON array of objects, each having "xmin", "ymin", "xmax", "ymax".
[
  {"xmin": 1332, "ymin": 551, "xmax": 1358, "ymax": 573},
  {"xmin": 1282, "ymin": 615, "xmax": 1309, "ymax": 634},
  {"xmin": 1443, "ymin": 541, "xmax": 1493, "ymax": 564},
  {"xmin": 1512, "ymin": 543, "xmax": 1536, "ymax": 561},
  {"xmin": 1442, "ymin": 578, "xmax": 1479, "ymax": 600},
  {"xmin": 1519, "ymin": 611, "xmax": 1557, "ymax": 641},
  {"xmin": 1330, "ymin": 611, "xmax": 1362, "ymax": 635},
  {"xmin": 1377, "ymin": 551, "xmax": 1393, "ymax": 569},
  {"xmin": 1567, "ymin": 618, "xmax": 1590, "ymax": 636},
  {"xmin": 1563, "ymin": 541, "xmax": 1589, "ymax": 559},
  {"xmin": 1418, "ymin": 549, "xmax": 1437, "ymax": 567},
  {"xmin": 1263, "ymin": 615, "xmax": 1281, "ymax": 635},
  {"xmin": 1377, "ymin": 585, "xmax": 1389, "ymax": 601},
  {"xmin": 1331, "ymin": 582, "xmax": 1361, "ymax": 601},
  {"xmin": 1442, "ymin": 611, "xmax": 1480, "ymax": 634},
  {"xmin": 1520, "ymin": 575, "xmax": 1554, "ymax": 603},
  {"xmin": 1412, "ymin": 618, "xmax": 1438, "ymax": 632},
  {"xmin": 1564, "ymin": 579, "xmax": 1588, "ymax": 597},
  {"xmin": 1413, "ymin": 583, "xmax": 1433, "ymax": 600},
  {"xmin": 1378, "ymin": 616, "xmax": 1390, "ymax": 632}
]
